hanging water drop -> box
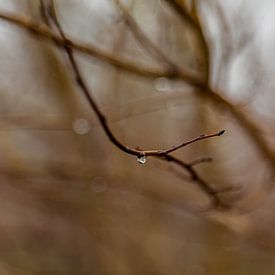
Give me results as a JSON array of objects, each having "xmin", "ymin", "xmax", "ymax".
[{"xmin": 137, "ymin": 155, "xmax": 146, "ymax": 164}]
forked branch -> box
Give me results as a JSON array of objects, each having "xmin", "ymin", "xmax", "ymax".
[
  {"xmin": 39, "ymin": 0, "xmax": 224, "ymax": 160},
  {"xmin": 38, "ymin": 0, "xmax": 230, "ymax": 209}
]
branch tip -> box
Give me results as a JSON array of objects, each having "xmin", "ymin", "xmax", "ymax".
[{"xmin": 218, "ymin": 129, "xmax": 225, "ymax": 136}]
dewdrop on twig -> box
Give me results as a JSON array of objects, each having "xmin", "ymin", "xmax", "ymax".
[{"xmin": 137, "ymin": 155, "xmax": 146, "ymax": 164}]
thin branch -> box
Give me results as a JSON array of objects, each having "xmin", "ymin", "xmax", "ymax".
[
  {"xmin": 38, "ymin": 0, "xmax": 224, "ymax": 160},
  {"xmin": 112, "ymin": 0, "xmax": 198, "ymax": 78},
  {"xmin": 162, "ymin": 0, "xmax": 198, "ymax": 28},
  {"xmin": 39, "ymin": 0, "xmax": 234, "ymax": 210},
  {"xmin": 156, "ymin": 154, "xmax": 230, "ymax": 209},
  {"xmin": 188, "ymin": 157, "xmax": 212, "ymax": 167},
  {"xmin": 113, "ymin": 0, "xmax": 172, "ymax": 66},
  {"xmin": 147, "ymin": 130, "xmax": 225, "ymax": 156},
  {"xmin": 39, "ymin": 0, "xmax": 50, "ymax": 26},
  {"xmin": 163, "ymin": 0, "xmax": 275, "ymax": 190},
  {"xmin": 163, "ymin": 0, "xmax": 210, "ymax": 80},
  {"xmin": 0, "ymin": 7, "xmax": 274, "ymax": 191},
  {"xmin": 0, "ymin": 11, "xmax": 204, "ymax": 88}
]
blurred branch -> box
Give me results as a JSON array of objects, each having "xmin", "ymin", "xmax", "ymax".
[
  {"xmin": 162, "ymin": 0, "xmax": 198, "ymax": 28},
  {"xmin": 115, "ymin": 0, "xmax": 275, "ymax": 191},
  {"xmin": 156, "ymin": 154, "xmax": 231, "ymax": 209},
  {"xmin": 112, "ymin": 0, "xmax": 199, "ymax": 79},
  {"xmin": 113, "ymin": 0, "xmax": 173, "ymax": 66},
  {"xmin": 0, "ymin": 8, "xmax": 272, "ymax": 165},
  {"xmin": 163, "ymin": 0, "xmax": 275, "ymax": 191},
  {"xmin": 188, "ymin": 156, "xmax": 212, "ymax": 167},
  {"xmin": 213, "ymin": 1, "xmax": 252, "ymax": 88},
  {"xmin": 0, "ymin": 11, "xmax": 204, "ymax": 87},
  {"xmin": 39, "ymin": 0, "xmax": 50, "ymax": 26},
  {"xmin": 163, "ymin": 0, "xmax": 210, "ymax": 80}
]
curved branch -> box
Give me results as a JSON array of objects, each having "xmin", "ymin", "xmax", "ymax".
[
  {"xmin": 112, "ymin": 0, "xmax": 199, "ymax": 79},
  {"xmin": 0, "ymin": 11, "xmax": 204, "ymax": 88},
  {"xmin": 0, "ymin": 9, "xmax": 274, "ymax": 188},
  {"xmin": 156, "ymin": 154, "xmax": 231, "ymax": 209},
  {"xmin": 38, "ymin": 0, "xmax": 224, "ymax": 160}
]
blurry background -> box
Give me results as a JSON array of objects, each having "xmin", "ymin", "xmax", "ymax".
[{"xmin": 0, "ymin": 0, "xmax": 275, "ymax": 274}]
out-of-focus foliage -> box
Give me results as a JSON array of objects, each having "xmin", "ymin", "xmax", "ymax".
[{"xmin": 0, "ymin": 0, "xmax": 275, "ymax": 274}]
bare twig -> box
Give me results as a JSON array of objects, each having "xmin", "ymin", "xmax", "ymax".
[
  {"xmin": 39, "ymin": 0, "xmax": 50, "ymax": 26},
  {"xmin": 113, "ymin": 0, "xmax": 172, "ymax": 66},
  {"xmin": 163, "ymin": 0, "xmax": 275, "ymax": 191},
  {"xmin": 156, "ymin": 154, "xmax": 230, "ymax": 209},
  {"xmin": 109, "ymin": 0, "xmax": 275, "ymax": 183},
  {"xmin": 0, "ymin": 11, "xmax": 204, "ymax": 87},
  {"xmin": 112, "ymin": 0, "xmax": 199, "ymax": 79},
  {"xmin": 37, "ymin": 0, "xmax": 232, "ymax": 210},
  {"xmin": 0, "ymin": 8, "xmax": 273, "ymax": 187},
  {"xmin": 188, "ymin": 157, "xmax": 213, "ymax": 167},
  {"xmin": 1, "ymin": 1, "xmax": 272, "ymax": 209},
  {"xmin": 152, "ymin": 0, "xmax": 275, "ymax": 203},
  {"xmin": 38, "ymin": 0, "xmax": 224, "ymax": 161},
  {"xmin": 162, "ymin": 0, "xmax": 198, "ymax": 28},
  {"xmin": 163, "ymin": 0, "xmax": 210, "ymax": 80}
]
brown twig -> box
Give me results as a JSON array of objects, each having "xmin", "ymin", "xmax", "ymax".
[
  {"xmin": 0, "ymin": 2, "xmax": 266, "ymax": 206},
  {"xmin": 112, "ymin": 0, "xmax": 199, "ymax": 79},
  {"xmin": 162, "ymin": 0, "xmax": 198, "ymax": 28},
  {"xmin": 188, "ymin": 157, "xmax": 213, "ymax": 167},
  {"xmin": 133, "ymin": 0, "xmax": 269, "ymax": 206},
  {"xmin": 0, "ymin": 11, "xmax": 204, "ymax": 88},
  {"xmin": 38, "ymin": 0, "xmax": 233, "ymax": 210},
  {"xmin": 156, "ymin": 154, "xmax": 230, "ymax": 209},
  {"xmin": 38, "ymin": 0, "xmax": 224, "ymax": 161},
  {"xmin": 0, "ymin": 6, "xmax": 272, "ymax": 198},
  {"xmin": 39, "ymin": 0, "xmax": 50, "ymax": 26},
  {"xmin": 1, "ymin": 1, "xmax": 271, "ymax": 209},
  {"xmin": 163, "ymin": 0, "xmax": 210, "ymax": 80},
  {"xmin": 163, "ymin": 0, "xmax": 275, "ymax": 191}
]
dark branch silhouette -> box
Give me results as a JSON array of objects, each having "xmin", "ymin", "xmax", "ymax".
[
  {"xmin": 0, "ymin": 9, "xmax": 272, "ymax": 185},
  {"xmin": 37, "ymin": 0, "xmax": 224, "ymax": 160},
  {"xmin": 37, "ymin": 0, "xmax": 230, "ymax": 210}
]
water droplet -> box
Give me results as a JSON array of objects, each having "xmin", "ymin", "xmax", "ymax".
[
  {"xmin": 72, "ymin": 118, "xmax": 90, "ymax": 135},
  {"xmin": 199, "ymin": 134, "xmax": 206, "ymax": 138},
  {"xmin": 154, "ymin": 77, "xmax": 170, "ymax": 92},
  {"xmin": 90, "ymin": 176, "xmax": 107, "ymax": 193},
  {"xmin": 137, "ymin": 155, "xmax": 146, "ymax": 164}
]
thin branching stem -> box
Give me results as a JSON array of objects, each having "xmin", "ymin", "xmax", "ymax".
[
  {"xmin": 37, "ymin": 0, "xmax": 232, "ymax": 210},
  {"xmin": 0, "ymin": 10, "xmax": 272, "ymax": 177},
  {"xmin": 156, "ymin": 154, "xmax": 230, "ymax": 209},
  {"xmin": 37, "ymin": 0, "xmax": 224, "ymax": 160},
  {"xmin": 188, "ymin": 157, "xmax": 213, "ymax": 167},
  {"xmin": 112, "ymin": 0, "xmax": 199, "ymax": 79}
]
